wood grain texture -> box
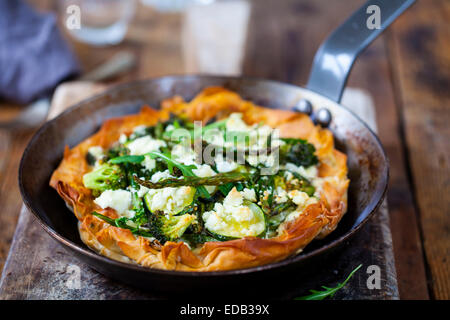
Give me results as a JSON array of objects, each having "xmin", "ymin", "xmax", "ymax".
[
  {"xmin": 0, "ymin": 129, "xmax": 35, "ymax": 272},
  {"xmin": 242, "ymin": 0, "xmax": 428, "ymax": 299},
  {"xmin": 386, "ymin": 0, "xmax": 450, "ymax": 300},
  {"xmin": 0, "ymin": 0, "xmax": 442, "ymax": 299}
]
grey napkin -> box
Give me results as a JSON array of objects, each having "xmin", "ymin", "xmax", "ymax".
[{"xmin": 0, "ymin": 0, "xmax": 80, "ymax": 104}]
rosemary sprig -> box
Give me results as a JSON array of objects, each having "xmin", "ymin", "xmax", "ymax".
[{"xmin": 294, "ymin": 264, "xmax": 363, "ymax": 300}]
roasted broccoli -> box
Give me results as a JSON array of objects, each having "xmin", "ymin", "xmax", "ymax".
[
  {"xmin": 82, "ymin": 163, "xmax": 127, "ymax": 196},
  {"xmin": 280, "ymin": 138, "xmax": 318, "ymax": 168},
  {"xmin": 147, "ymin": 212, "xmax": 195, "ymax": 243}
]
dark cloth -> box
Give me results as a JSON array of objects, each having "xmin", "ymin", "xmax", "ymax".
[{"xmin": 0, "ymin": 0, "xmax": 80, "ymax": 103}]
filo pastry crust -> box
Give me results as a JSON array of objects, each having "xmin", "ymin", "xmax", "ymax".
[{"xmin": 50, "ymin": 87, "xmax": 349, "ymax": 271}]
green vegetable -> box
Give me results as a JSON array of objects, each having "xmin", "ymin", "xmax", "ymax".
[
  {"xmin": 109, "ymin": 152, "xmax": 211, "ymax": 198},
  {"xmin": 295, "ymin": 264, "xmax": 363, "ymax": 300},
  {"xmin": 133, "ymin": 172, "xmax": 251, "ymax": 189},
  {"xmin": 182, "ymin": 233, "xmax": 219, "ymax": 246},
  {"xmin": 92, "ymin": 212, "xmax": 154, "ymax": 238},
  {"xmin": 82, "ymin": 163, "xmax": 127, "ymax": 196},
  {"xmin": 109, "ymin": 155, "xmax": 145, "ymax": 164},
  {"xmin": 147, "ymin": 212, "xmax": 195, "ymax": 243},
  {"xmin": 146, "ymin": 152, "xmax": 211, "ymax": 199},
  {"xmin": 280, "ymin": 138, "xmax": 318, "ymax": 168},
  {"xmin": 85, "ymin": 151, "xmax": 98, "ymax": 166},
  {"xmin": 143, "ymin": 187, "xmax": 196, "ymax": 215},
  {"xmin": 290, "ymin": 172, "xmax": 316, "ymax": 197}
]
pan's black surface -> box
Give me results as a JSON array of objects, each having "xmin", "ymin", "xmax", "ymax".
[{"xmin": 19, "ymin": 75, "xmax": 388, "ymax": 294}]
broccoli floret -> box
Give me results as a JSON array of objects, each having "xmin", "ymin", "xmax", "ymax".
[
  {"xmin": 83, "ymin": 163, "xmax": 127, "ymax": 196},
  {"xmin": 280, "ymin": 138, "xmax": 318, "ymax": 167},
  {"xmin": 148, "ymin": 212, "xmax": 195, "ymax": 243}
]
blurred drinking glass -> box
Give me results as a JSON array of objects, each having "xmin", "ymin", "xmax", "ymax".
[
  {"xmin": 60, "ymin": 0, "xmax": 136, "ymax": 46},
  {"xmin": 140, "ymin": 0, "xmax": 214, "ymax": 12}
]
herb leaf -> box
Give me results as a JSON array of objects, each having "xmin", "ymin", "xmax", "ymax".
[
  {"xmin": 146, "ymin": 151, "xmax": 211, "ymax": 198},
  {"xmin": 294, "ymin": 264, "xmax": 362, "ymax": 300}
]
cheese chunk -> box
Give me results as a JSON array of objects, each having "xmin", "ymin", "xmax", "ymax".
[
  {"xmin": 127, "ymin": 136, "xmax": 167, "ymax": 155},
  {"xmin": 94, "ymin": 190, "xmax": 132, "ymax": 216}
]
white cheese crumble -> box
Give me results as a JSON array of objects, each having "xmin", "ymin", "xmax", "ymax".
[
  {"xmin": 275, "ymin": 187, "xmax": 288, "ymax": 204},
  {"xmin": 127, "ymin": 136, "xmax": 167, "ymax": 155},
  {"xmin": 145, "ymin": 186, "xmax": 194, "ymax": 214},
  {"xmin": 283, "ymin": 162, "xmax": 318, "ymax": 180},
  {"xmin": 288, "ymin": 190, "xmax": 310, "ymax": 206},
  {"xmin": 226, "ymin": 113, "xmax": 250, "ymax": 132},
  {"xmin": 241, "ymin": 188, "xmax": 256, "ymax": 202},
  {"xmin": 87, "ymin": 146, "xmax": 104, "ymax": 167},
  {"xmin": 171, "ymin": 144, "xmax": 196, "ymax": 165},
  {"xmin": 192, "ymin": 164, "xmax": 217, "ymax": 193},
  {"xmin": 202, "ymin": 187, "xmax": 265, "ymax": 237},
  {"xmin": 281, "ymin": 192, "xmax": 318, "ymax": 225},
  {"xmin": 94, "ymin": 190, "xmax": 132, "ymax": 216},
  {"xmin": 142, "ymin": 155, "xmax": 156, "ymax": 171},
  {"xmin": 215, "ymin": 158, "xmax": 238, "ymax": 173},
  {"xmin": 151, "ymin": 170, "xmax": 175, "ymax": 183},
  {"xmin": 119, "ymin": 134, "xmax": 127, "ymax": 144}
]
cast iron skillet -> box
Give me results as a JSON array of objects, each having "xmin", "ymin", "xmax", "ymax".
[{"xmin": 19, "ymin": 0, "xmax": 414, "ymax": 294}]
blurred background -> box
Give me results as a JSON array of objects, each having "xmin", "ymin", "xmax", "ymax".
[{"xmin": 0, "ymin": 0, "xmax": 448, "ymax": 300}]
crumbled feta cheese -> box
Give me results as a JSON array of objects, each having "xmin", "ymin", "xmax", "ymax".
[
  {"xmin": 119, "ymin": 134, "xmax": 127, "ymax": 144},
  {"xmin": 202, "ymin": 187, "xmax": 264, "ymax": 238},
  {"xmin": 171, "ymin": 144, "xmax": 196, "ymax": 165},
  {"xmin": 279, "ymin": 191, "xmax": 318, "ymax": 226},
  {"xmin": 192, "ymin": 164, "xmax": 216, "ymax": 177},
  {"xmin": 132, "ymin": 125, "xmax": 147, "ymax": 134},
  {"xmin": 192, "ymin": 164, "xmax": 216, "ymax": 193},
  {"xmin": 88, "ymin": 146, "xmax": 104, "ymax": 159},
  {"xmin": 137, "ymin": 185, "xmax": 150, "ymax": 198},
  {"xmin": 94, "ymin": 190, "xmax": 132, "ymax": 216},
  {"xmin": 241, "ymin": 188, "xmax": 256, "ymax": 202},
  {"xmin": 246, "ymin": 152, "xmax": 276, "ymax": 168},
  {"xmin": 142, "ymin": 155, "xmax": 156, "ymax": 171},
  {"xmin": 275, "ymin": 187, "xmax": 288, "ymax": 204},
  {"xmin": 146, "ymin": 186, "xmax": 194, "ymax": 214},
  {"xmin": 226, "ymin": 113, "xmax": 250, "ymax": 132},
  {"xmin": 127, "ymin": 136, "xmax": 167, "ymax": 155},
  {"xmin": 215, "ymin": 155, "xmax": 238, "ymax": 173},
  {"xmin": 284, "ymin": 162, "xmax": 318, "ymax": 180},
  {"xmin": 288, "ymin": 190, "xmax": 309, "ymax": 206},
  {"xmin": 151, "ymin": 170, "xmax": 175, "ymax": 183},
  {"xmin": 223, "ymin": 187, "xmax": 244, "ymax": 207}
]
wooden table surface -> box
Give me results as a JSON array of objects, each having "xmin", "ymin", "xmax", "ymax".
[{"xmin": 0, "ymin": 0, "xmax": 448, "ymax": 300}]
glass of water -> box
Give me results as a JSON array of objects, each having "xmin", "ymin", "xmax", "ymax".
[
  {"xmin": 60, "ymin": 0, "xmax": 136, "ymax": 46},
  {"xmin": 140, "ymin": 0, "xmax": 215, "ymax": 12}
]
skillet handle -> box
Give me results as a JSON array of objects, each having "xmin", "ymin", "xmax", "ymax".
[{"xmin": 306, "ymin": 0, "xmax": 415, "ymax": 103}]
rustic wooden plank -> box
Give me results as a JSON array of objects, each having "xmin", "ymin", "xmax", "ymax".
[
  {"xmin": 348, "ymin": 42, "xmax": 429, "ymax": 299},
  {"xmin": 0, "ymin": 128, "xmax": 35, "ymax": 273},
  {"xmin": 386, "ymin": 0, "xmax": 450, "ymax": 300}
]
